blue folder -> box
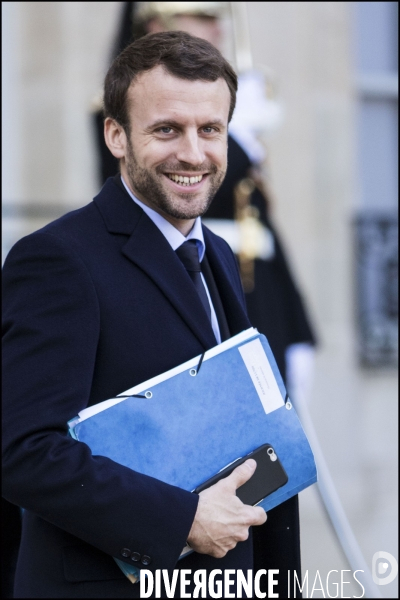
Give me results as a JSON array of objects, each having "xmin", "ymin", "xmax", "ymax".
[
  {"xmin": 68, "ymin": 328, "xmax": 317, "ymax": 513},
  {"xmin": 68, "ymin": 328, "xmax": 317, "ymax": 581}
]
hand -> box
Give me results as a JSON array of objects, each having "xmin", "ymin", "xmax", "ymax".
[{"xmin": 187, "ymin": 459, "xmax": 267, "ymax": 558}]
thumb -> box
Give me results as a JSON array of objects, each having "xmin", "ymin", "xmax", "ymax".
[{"xmin": 226, "ymin": 458, "xmax": 257, "ymax": 491}]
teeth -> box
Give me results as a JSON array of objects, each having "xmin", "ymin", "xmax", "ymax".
[{"xmin": 167, "ymin": 174, "xmax": 203, "ymax": 185}]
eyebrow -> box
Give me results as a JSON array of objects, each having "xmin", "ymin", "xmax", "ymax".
[{"xmin": 146, "ymin": 118, "xmax": 226, "ymax": 130}]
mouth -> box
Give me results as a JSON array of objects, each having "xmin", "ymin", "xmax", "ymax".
[{"xmin": 165, "ymin": 173, "xmax": 205, "ymax": 188}]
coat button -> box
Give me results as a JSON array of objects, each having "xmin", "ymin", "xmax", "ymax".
[
  {"xmin": 141, "ymin": 555, "xmax": 152, "ymax": 566},
  {"xmin": 120, "ymin": 548, "xmax": 131, "ymax": 558},
  {"xmin": 130, "ymin": 551, "xmax": 141, "ymax": 562}
]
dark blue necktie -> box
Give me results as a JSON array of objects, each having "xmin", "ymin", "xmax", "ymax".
[{"xmin": 176, "ymin": 240, "xmax": 212, "ymax": 323}]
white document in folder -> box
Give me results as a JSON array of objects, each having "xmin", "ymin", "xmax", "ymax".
[{"xmin": 73, "ymin": 328, "xmax": 261, "ymax": 424}]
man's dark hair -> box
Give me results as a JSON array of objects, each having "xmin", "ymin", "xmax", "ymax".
[{"xmin": 103, "ymin": 30, "xmax": 237, "ymax": 133}]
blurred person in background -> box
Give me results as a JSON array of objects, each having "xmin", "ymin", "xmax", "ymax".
[{"xmin": 92, "ymin": 3, "xmax": 317, "ymax": 596}]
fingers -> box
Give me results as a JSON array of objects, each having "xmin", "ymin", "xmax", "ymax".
[
  {"xmin": 187, "ymin": 458, "xmax": 268, "ymax": 558},
  {"xmin": 225, "ymin": 458, "xmax": 257, "ymax": 491},
  {"xmin": 206, "ymin": 506, "xmax": 267, "ymax": 558},
  {"xmin": 252, "ymin": 505, "xmax": 268, "ymax": 526},
  {"xmin": 240, "ymin": 502, "xmax": 267, "ymax": 528}
]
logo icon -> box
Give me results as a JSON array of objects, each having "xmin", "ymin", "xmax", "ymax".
[{"xmin": 372, "ymin": 551, "xmax": 398, "ymax": 585}]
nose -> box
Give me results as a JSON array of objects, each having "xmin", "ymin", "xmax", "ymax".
[{"xmin": 175, "ymin": 130, "xmax": 205, "ymax": 166}]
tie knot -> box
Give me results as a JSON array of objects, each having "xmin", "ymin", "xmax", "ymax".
[{"xmin": 176, "ymin": 240, "xmax": 201, "ymax": 273}]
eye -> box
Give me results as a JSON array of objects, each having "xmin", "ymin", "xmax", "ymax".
[
  {"xmin": 201, "ymin": 126, "xmax": 220, "ymax": 135},
  {"xmin": 157, "ymin": 126, "xmax": 173, "ymax": 134}
]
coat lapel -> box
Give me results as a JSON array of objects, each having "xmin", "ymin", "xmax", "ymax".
[
  {"xmin": 203, "ymin": 226, "xmax": 252, "ymax": 336},
  {"xmin": 94, "ymin": 179, "xmax": 217, "ymax": 350},
  {"xmin": 122, "ymin": 217, "xmax": 218, "ymax": 349}
]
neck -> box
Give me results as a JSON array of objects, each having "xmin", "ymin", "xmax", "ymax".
[{"xmin": 162, "ymin": 214, "xmax": 196, "ymax": 237}]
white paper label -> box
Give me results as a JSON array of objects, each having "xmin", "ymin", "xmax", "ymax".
[{"xmin": 238, "ymin": 338, "xmax": 284, "ymax": 414}]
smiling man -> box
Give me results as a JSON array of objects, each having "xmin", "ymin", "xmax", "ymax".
[
  {"xmin": 105, "ymin": 64, "xmax": 229, "ymax": 233},
  {"xmin": 2, "ymin": 32, "xmax": 269, "ymax": 598}
]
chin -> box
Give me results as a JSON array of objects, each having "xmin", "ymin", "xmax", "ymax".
[{"xmin": 173, "ymin": 200, "xmax": 211, "ymax": 220}]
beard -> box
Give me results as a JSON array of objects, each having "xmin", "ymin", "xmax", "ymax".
[{"xmin": 124, "ymin": 139, "xmax": 226, "ymax": 220}]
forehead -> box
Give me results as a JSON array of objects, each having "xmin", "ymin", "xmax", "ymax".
[{"xmin": 127, "ymin": 65, "xmax": 230, "ymax": 125}]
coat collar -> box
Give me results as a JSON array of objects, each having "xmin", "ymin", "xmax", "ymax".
[{"xmin": 93, "ymin": 176, "xmax": 141, "ymax": 235}]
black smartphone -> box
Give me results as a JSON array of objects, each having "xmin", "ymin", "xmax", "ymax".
[{"xmin": 194, "ymin": 444, "xmax": 288, "ymax": 506}]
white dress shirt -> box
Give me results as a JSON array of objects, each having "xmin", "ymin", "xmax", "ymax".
[{"xmin": 121, "ymin": 176, "xmax": 221, "ymax": 344}]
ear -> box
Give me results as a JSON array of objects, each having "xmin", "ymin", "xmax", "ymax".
[{"xmin": 104, "ymin": 118, "xmax": 127, "ymax": 159}]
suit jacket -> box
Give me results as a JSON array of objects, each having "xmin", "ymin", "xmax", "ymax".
[{"xmin": 2, "ymin": 177, "xmax": 300, "ymax": 598}]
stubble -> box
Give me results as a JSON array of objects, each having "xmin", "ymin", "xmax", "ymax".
[{"xmin": 125, "ymin": 139, "xmax": 226, "ymax": 220}]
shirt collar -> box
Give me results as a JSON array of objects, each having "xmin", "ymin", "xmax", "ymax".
[{"xmin": 121, "ymin": 175, "xmax": 205, "ymax": 261}]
